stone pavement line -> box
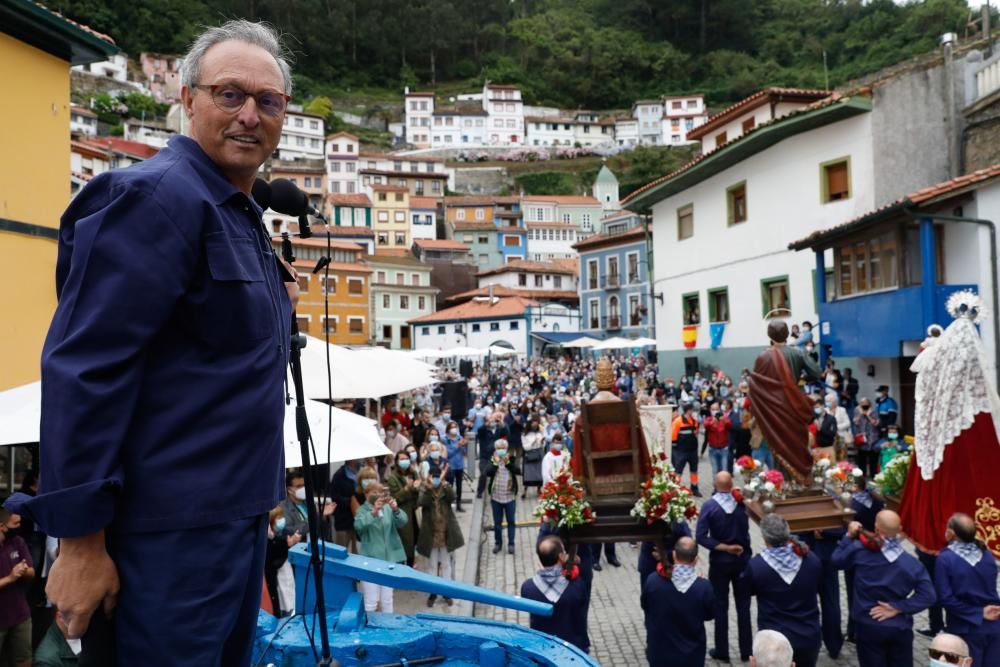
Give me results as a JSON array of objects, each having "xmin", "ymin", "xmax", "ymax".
[{"xmin": 470, "ymin": 456, "xmax": 951, "ymax": 667}]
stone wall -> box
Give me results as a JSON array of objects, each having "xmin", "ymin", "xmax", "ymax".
[{"xmin": 451, "ymin": 167, "xmax": 511, "ymax": 195}]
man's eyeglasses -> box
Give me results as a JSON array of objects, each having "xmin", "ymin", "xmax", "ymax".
[
  {"xmin": 928, "ymin": 648, "xmax": 968, "ymax": 664},
  {"xmin": 193, "ymin": 83, "xmax": 289, "ymax": 117}
]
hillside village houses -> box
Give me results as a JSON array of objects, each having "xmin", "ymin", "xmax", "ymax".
[
  {"xmin": 366, "ymin": 254, "xmax": 438, "ymax": 349},
  {"xmin": 278, "ymin": 106, "xmax": 326, "ymax": 161}
]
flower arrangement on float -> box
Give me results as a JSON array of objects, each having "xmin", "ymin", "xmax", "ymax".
[
  {"xmin": 874, "ymin": 451, "xmax": 911, "ymax": 498},
  {"xmin": 631, "ymin": 453, "xmax": 699, "ymax": 525},
  {"xmin": 734, "ymin": 455, "xmax": 760, "ymax": 483},
  {"xmin": 745, "ymin": 467, "xmax": 786, "ymax": 513},
  {"xmin": 534, "ymin": 471, "xmax": 596, "ymax": 529}
]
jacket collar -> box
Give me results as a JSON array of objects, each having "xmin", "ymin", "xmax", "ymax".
[{"xmin": 167, "ymin": 135, "xmax": 259, "ymax": 209}]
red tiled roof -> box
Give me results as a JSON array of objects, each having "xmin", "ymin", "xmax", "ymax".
[
  {"xmin": 360, "ymin": 168, "xmax": 447, "ymax": 179},
  {"xmin": 521, "ymin": 195, "xmax": 600, "ymax": 206},
  {"xmin": 289, "ymin": 223, "xmax": 374, "ymax": 238},
  {"xmin": 35, "ymin": 2, "xmax": 116, "ymax": 45},
  {"xmin": 446, "ymin": 286, "xmax": 578, "ymax": 303},
  {"xmin": 271, "ymin": 237, "xmax": 365, "ymax": 251},
  {"xmin": 621, "ymin": 91, "xmax": 859, "ymax": 208},
  {"xmin": 405, "ymin": 91, "xmax": 435, "ymax": 97},
  {"xmin": 374, "ymin": 248, "xmax": 413, "ymax": 257},
  {"xmin": 486, "ymin": 83, "xmax": 520, "ymax": 90},
  {"xmin": 409, "ymin": 196, "xmax": 439, "ymax": 209},
  {"xmin": 359, "ymin": 152, "xmax": 444, "ymax": 163},
  {"xmin": 476, "ymin": 259, "xmax": 576, "ymax": 277},
  {"xmin": 573, "ymin": 226, "xmax": 647, "ymax": 250},
  {"xmin": 82, "ymin": 137, "xmax": 158, "ymax": 159},
  {"xmin": 371, "ymin": 185, "xmax": 410, "ymax": 193},
  {"xmin": 326, "ymin": 194, "xmax": 372, "ymax": 206},
  {"xmin": 526, "ymin": 221, "xmax": 577, "ymax": 229},
  {"xmin": 789, "ymin": 163, "xmax": 1000, "ymax": 250},
  {"xmin": 524, "ymin": 115, "xmax": 576, "ymax": 124},
  {"xmin": 452, "ymin": 222, "xmax": 497, "ymax": 231},
  {"xmin": 409, "ymin": 296, "xmax": 538, "ymax": 323},
  {"xmin": 326, "ymin": 131, "xmax": 359, "ymax": 141},
  {"xmin": 686, "ymin": 87, "xmax": 832, "ymax": 141},
  {"xmin": 444, "ymin": 195, "xmax": 520, "ymax": 206},
  {"xmin": 291, "ymin": 260, "xmax": 371, "ymax": 274},
  {"xmin": 71, "ymin": 139, "xmax": 109, "ymax": 160},
  {"xmin": 70, "ymin": 106, "xmax": 98, "ymax": 118},
  {"xmin": 414, "ymin": 239, "xmax": 469, "ymax": 251}
]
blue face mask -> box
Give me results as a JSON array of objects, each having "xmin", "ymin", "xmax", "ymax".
[
  {"xmin": 274, "ymin": 517, "xmax": 286, "ymax": 533},
  {"xmin": 552, "ymin": 443, "xmax": 563, "ymax": 451},
  {"xmin": 399, "ymin": 459, "xmax": 411, "ymax": 470},
  {"xmin": 361, "ymin": 479, "xmax": 373, "ymax": 490},
  {"xmin": 409, "ymin": 452, "xmax": 417, "ymax": 461},
  {"xmin": 431, "ymin": 477, "xmax": 442, "ymax": 488},
  {"xmin": 430, "ymin": 451, "xmax": 441, "ymax": 460},
  {"xmin": 495, "ymin": 449, "xmax": 508, "ymax": 458}
]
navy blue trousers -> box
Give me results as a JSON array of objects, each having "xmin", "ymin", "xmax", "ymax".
[
  {"xmin": 916, "ymin": 549, "xmax": 944, "ymax": 632},
  {"xmin": 589, "ymin": 542, "xmax": 617, "ymax": 563},
  {"xmin": 855, "ymin": 623, "xmax": 912, "ymax": 667},
  {"xmin": 708, "ymin": 561, "xmax": 752, "ymax": 659},
  {"xmin": 112, "ymin": 515, "xmax": 267, "ymax": 666},
  {"xmin": 817, "ymin": 553, "xmax": 843, "ymax": 657}
]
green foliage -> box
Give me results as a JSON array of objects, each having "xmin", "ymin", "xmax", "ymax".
[
  {"xmin": 514, "ymin": 171, "xmax": 578, "ymax": 195},
  {"xmin": 608, "ymin": 145, "xmax": 700, "ymax": 198},
  {"xmin": 52, "ymin": 0, "xmax": 977, "ymax": 109}
]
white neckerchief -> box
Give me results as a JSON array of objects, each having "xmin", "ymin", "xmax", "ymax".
[
  {"xmin": 761, "ymin": 544, "xmax": 802, "ymax": 585},
  {"xmin": 881, "ymin": 537, "xmax": 904, "ymax": 563},
  {"xmin": 947, "ymin": 541, "xmax": 984, "ymax": 568},
  {"xmin": 671, "ymin": 564, "xmax": 698, "ymax": 594},
  {"xmin": 712, "ymin": 492, "xmax": 737, "ymax": 514}
]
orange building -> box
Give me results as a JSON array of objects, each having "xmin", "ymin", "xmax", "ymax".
[{"xmin": 272, "ymin": 236, "xmax": 372, "ymax": 344}]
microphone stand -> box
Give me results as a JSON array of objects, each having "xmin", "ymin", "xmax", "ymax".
[{"xmin": 280, "ymin": 233, "xmax": 334, "ymax": 666}]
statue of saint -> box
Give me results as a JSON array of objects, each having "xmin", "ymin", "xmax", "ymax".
[{"xmin": 747, "ymin": 321, "xmax": 824, "ymax": 482}]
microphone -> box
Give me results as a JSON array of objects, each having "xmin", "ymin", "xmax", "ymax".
[
  {"xmin": 251, "ymin": 178, "xmax": 272, "ymax": 210},
  {"xmin": 270, "ymin": 178, "xmax": 328, "ymax": 223}
]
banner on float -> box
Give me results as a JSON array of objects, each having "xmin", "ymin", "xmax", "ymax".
[{"xmin": 639, "ymin": 403, "xmax": 674, "ymax": 460}]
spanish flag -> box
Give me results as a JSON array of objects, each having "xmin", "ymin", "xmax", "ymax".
[{"xmin": 682, "ymin": 325, "xmax": 697, "ymax": 348}]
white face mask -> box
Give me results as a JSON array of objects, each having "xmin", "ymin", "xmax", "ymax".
[
  {"xmin": 449, "ymin": 428, "xmax": 459, "ymax": 437},
  {"xmin": 294, "ymin": 487, "xmax": 307, "ymax": 501}
]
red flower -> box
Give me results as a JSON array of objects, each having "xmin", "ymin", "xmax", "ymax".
[
  {"xmin": 658, "ymin": 452, "xmax": 668, "ymax": 461},
  {"xmin": 656, "ymin": 561, "xmax": 672, "ymax": 579},
  {"xmin": 731, "ymin": 488, "xmax": 745, "ymax": 504},
  {"xmin": 789, "ymin": 537, "xmax": 810, "ymax": 558},
  {"xmin": 563, "ymin": 564, "xmax": 580, "ymax": 581},
  {"xmin": 685, "ymin": 505, "xmax": 698, "ymax": 519},
  {"xmin": 859, "ymin": 531, "xmax": 882, "ymax": 552}
]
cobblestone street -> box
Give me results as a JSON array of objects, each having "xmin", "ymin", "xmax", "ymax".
[{"xmin": 470, "ymin": 456, "xmax": 946, "ymax": 667}]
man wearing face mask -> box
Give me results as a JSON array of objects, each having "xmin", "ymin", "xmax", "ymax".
[
  {"xmin": 476, "ymin": 415, "xmax": 509, "ymax": 499},
  {"xmin": 417, "ymin": 469, "xmax": 464, "ymax": 607},
  {"xmin": 279, "ymin": 469, "xmax": 334, "ymax": 543},
  {"xmin": 486, "ymin": 438, "xmax": 520, "ymax": 555},
  {"xmin": 809, "ymin": 396, "xmax": 839, "ymax": 456},
  {"xmin": 875, "ymin": 385, "xmax": 899, "ymax": 438},
  {"xmin": 443, "ymin": 422, "xmax": 468, "ymax": 513}
]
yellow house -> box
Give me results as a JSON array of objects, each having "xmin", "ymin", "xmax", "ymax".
[
  {"xmin": 371, "ymin": 185, "xmax": 411, "ymax": 252},
  {"xmin": 282, "ymin": 238, "xmax": 372, "ymax": 345},
  {"xmin": 1, "ymin": 2, "xmax": 118, "ymax": 391}
]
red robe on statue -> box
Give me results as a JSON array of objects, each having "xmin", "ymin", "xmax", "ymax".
[{"xmin": 899, "ymin": 411, "xmax": 1000, "ymax": 558}]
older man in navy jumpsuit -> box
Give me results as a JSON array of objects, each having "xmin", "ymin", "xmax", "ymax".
[
  {"xmin": 832, "ymin": 510, "xmax": 936, "ymax": 667},
  {"xmin": 696, "ymin": 471, "xmax": 753, "ymax": 662},
  {"xmin": 935, "ymin": 513, "xmax": 1000, "ymax": 667},
  {"xmin": 5, "ymin": 20, "xmax": 296, "ymax": 666},
  {"xmin": 747, "ymin": 514, "xmax": 823, "ymax": 667}
]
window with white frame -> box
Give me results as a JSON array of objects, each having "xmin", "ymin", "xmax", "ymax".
[
  {"xmin": 399, "ymin": 295, "xmax": 409, "ymax": 310},
  {"xmin": 456, "ymin": 209, "xmax": 466, "ymax": 220},
  {"xmin": 382, "ymin": 294, "xmax": 390, "ymax": 309}
]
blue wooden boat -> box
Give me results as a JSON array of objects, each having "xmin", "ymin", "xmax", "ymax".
[{"xmin": 252, "ymin": 541, "xmax": 598, "ymax": 666}]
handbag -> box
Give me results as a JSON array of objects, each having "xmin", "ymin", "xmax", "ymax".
[{"xmin": 854, "ymin": 433, "xmax": 866, "ymax": 446}]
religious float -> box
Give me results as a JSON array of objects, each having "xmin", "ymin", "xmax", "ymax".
[{"xmin": 251, "ymin": 541, "xmax": 599, "ymax": 666}]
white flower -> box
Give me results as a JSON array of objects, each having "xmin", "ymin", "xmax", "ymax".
[
  {"xmin": 747, "ymin": 480, "xmax": 759, "ymax": 491},
  {"xmin": 764, "ymin": 481, "xmax": 776, "ymax": 492},
  {"xmin": 818, "ymin": 458, "xmax": 832, "ymax": 468},
  {"xmin": 851, "ymin": 468, "xmax": 863, "ymax": 478},
  {"xmin": 734, "ymin": 464, "xmax": 743, "ymax": 475},
  {"xmin": 813, "ymin": 477, "xmax": 823, "ymax": 485},
  {"xmin": 824, "ymin": 468, "xmax": 835, "ymax": 479}
]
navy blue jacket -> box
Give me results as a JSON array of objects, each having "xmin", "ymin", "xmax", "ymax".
[
  {"xmin": 935, "ymin": 546, "xmax": 1000, "ymax": 636},
  {"xmin": 641, "ymin": 570, "xmax": 715, "ymax": 667},
  {"xmin": 831, "ymin": 534, "xmax": 936, "ymax": 631},
  {"xmin": 16, "ymin": 136, "xmax": 290, "ymax": 536},
  {"xmin": 521, "ymin": 575, "xmax": 590, "ymax": 652},
  {"xmin": 638, "ymin": 521, "xmax": 692, "ymax": 584},
  {"xmin": 744, "ymin": 551, "xmax": 823, "ymax": 650},
  {"xmin": 851, "ymin": 493, "xmax": 884, "ymax": 533},
  {"xmin": 696, "ymin": 498, "xmax": 752, "ymax": 567}
]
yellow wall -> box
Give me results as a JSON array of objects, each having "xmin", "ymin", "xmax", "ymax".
[
  {"xmin": 373, "ymin": 191, "xmax": 411, "ymax": 250},
  {"xmin": 446, "ymin": 206, "xmax": 494, "ymax": 224},
  {"xmin": 297, "ymin": 269, "xmax": 370, "ymax": 344},
  {"xmin": 0, "ymin": 33, "xmax": 71, "ymax": 390}
]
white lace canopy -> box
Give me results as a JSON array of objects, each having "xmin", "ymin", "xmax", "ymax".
[{"xmin": 910, "ymin": 316, "xmax": 1000, "ymax": 479}]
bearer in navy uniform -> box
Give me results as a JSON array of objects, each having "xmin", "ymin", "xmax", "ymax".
[
  {"xmin": 935, "ymin": 512, "xmax": 1000, "ymax": 666},
  {"xmin": 745, "ymin": 514, "xmax": 823, "ymax": 667},
  {"xmin": 640, "ymin": 536, "xmax": 714, "ymax": 667},
  {"xmin": 794, "ymin": 524, "xmax": 845, "ymax": 658},
  {"xmin": 637, "ymin": 520, "xmax": 691, "ymax": 588},
  {"xmin": 696, "ymin": 471, "xmax": 753, "ymax": 662},
  {"xmin": 520, "ymin": 535, "xmax": 590, "ymax": 652},
  {"xmin": 845, "ymin": 477, "xmax": 884, "ymax": 643},
  {"xmin": 832, "ymin": 509, "xmax": 936, "ymax": 667}
]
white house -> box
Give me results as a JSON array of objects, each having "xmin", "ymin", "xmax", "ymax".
[
  {"xmin": 72, "ymin": 52, "xmax": 128, "ymax": 82},
  {"xmin": 622, "ymin": 90, "xmax": 876, "ymax": 380},
  {"xmin": 409, "ymin": 196, "xmax": 438, "ymax": 241},
  {"xmin": 633, "ymin": 100, "xmax": 665, "ymax": 145},
  {"xmin": 525, "ymin": 115, "xmax": 576, "ymax": 146},
  {"xmin": 476, "ymin": 259, "xmax": 578, "ymax": 293},
  {"xmin": 572, "ymin": 111, "xmax": 615, "ymax": 148},
  {"xmin": 366, "ymin": 254, "xmax": 439, "ymax": 349},
  {"xmin": 278, "ymin": 107, "xmax": 326, "ymax": 161},
  {"xmin": 687, "ymin": 87, "xmax": 830, "ymax": 153},
  {"xmin": 123, "ymin": 118, "xmax": 175, "ymax": 148},
  {"xmin": 483, "ymin": 82, "xmax": 524, "ymax": 146},
  {"xmin": 325, "ymin": 131, "xmax": 360, "ymax": 195},
  {"xmin": 661, "ymin": 95, "xmax": 709, "ymax": 145},
  {"xmin": 410, "ymin": 296, "xmax": 578, "ymax": 357},
  {"xmin": 404, "ymin": 89, "xmax": 434, "ymax": 148},
  {"xmin": 615, "ymin": 117, "xmax": 639, "ymax": 148},
  {"xmin": 526, "ymin": 222, "xmax": 580, "ymax": 261},
  {"xmin": 522, "ymin": 195, "xmax": 603, "ymax": 238},
  {"xmin": 70, "ymin": 106, "xmax": 98, "ymax": 136}
]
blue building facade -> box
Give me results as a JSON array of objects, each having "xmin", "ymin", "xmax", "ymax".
[
  {"xmin": 574, "ymin": 217, "xmax": 653, "ymax": 340},
  {"xmin": 495, "ymin": 199, "xmax": 526, "ymax": 263}
]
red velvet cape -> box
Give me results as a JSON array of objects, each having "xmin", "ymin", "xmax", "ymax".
[
  {"xmin": 748, "ymin": 346, "xmax": 814, "ymax": 482},
  {"xmin": 899, "ymin": 411, "xmax": 1000, "ymax": 558}
]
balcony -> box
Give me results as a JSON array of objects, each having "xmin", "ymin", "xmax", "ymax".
[
  {"xmin": 820, "ymin": 284, "xmax": 975, "ymax": 358},
  {"xmin": 601, "ymin": 274, "xmax": 621, "ymax": 290},
  {"xmin": 628, "ymin": 272, "xmax": 642, "ymax": 285},
  {"xmin": 602, "ymin": 315, "xmax": 622, "ymax": 330}
]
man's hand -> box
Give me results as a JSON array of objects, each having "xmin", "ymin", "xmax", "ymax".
[
  {"xmin": 984, "ymin": 605, "xmax": 1000, "ymax": 621},
  {"xmin": 847, "ymin": 521, "xmax": 863, "ymax": 539},
  {"xmin": 47, "ymin": 530, "xmax": 119, "ymax": 640},
  {"xmin": 870, "ymin": 602, "xmax": 900, "ymax": 622},
  {"xmin": 8, "ymin": 561, "xmax": 29, "ymax": 581},
  {"xmin": 388, "ymin": 497, "xmax": 398, "ymax": 511},
  {"xmin": 287, "ymin": 532, "xmax": 303, "ymax": 548},
  {"xmin": 717, "ymin": 544, "xmax": 743, "ymax": 556},
  {"xmin": 278, "ymin": 257, "xmax": 300, "ymax": 309},
  {"xmin": 411, "ymin": 479, "xmax": 422, "ymax": 489},
  {"xmin": 322, "ymin": 501, "xmax": 336, "ymax": 518}
]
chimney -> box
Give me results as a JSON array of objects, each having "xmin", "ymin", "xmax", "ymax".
[
  {"xmin": 404, "ymin": 86, "xmax": 410, "ymax": 95},
  {"xmin": 488, "ymin": 283, "xmax": 495, "ymax": 304}
]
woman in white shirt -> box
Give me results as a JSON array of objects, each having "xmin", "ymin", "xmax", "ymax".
[{"xmin": 825, "ymin": 392, "xmax": 852, "ymax": 458}]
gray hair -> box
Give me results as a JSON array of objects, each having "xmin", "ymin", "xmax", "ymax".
[
  {"xmin": 181, "ymin": 19, "xmax": 293, "ymax": 95},
  {"xmin": 752, "ymin": 630, "xmax": 793, "ymax": 667},
  {"xmin": 760, "ymin": 513, "xmax": 790, "ymax": 548}
]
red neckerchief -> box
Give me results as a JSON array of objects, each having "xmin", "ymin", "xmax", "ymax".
[
  {"xmin": 656, "ymin": 561, "xmax": 672, "ymax": 579},
  {"xmin": 859, "ymin": 531, "xmax": 883, "ymax": 552},
  {"xmin": 563, "ymin": 564, "xmax": 580, "ymax": 581},
  {"xmin": 731, "ymin": 488, "xmax": 745, "ymax": 505},
  {"xmin": 789, "ymin": 536, "xmax": 810, "ymax": 557},
  {"xmin": 550, "ymin": 449, "xmax": 563, "ymax": 456}
]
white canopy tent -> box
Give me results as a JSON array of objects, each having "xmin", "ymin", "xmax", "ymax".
[
  {"xmin": 441, "ymin": 346, "xmax": 490, "ymax": 358},
  {"xmin": 0, "ymin": 382, "xmax": 41, "ymax": 447},
  {"xmin": 283, "ymin": 400, "xmax": 390, "ymax": 466},
  {"xmin": 487, "ymin": 345, "xmax": 516, "ymax": 358},
  {"xmin": 630, "ymin": 337, "xmax": 658, "ymax": 347},
  {"xmin": 296, "ymin": 336, "xmax": 438, "ymax": 400},
  {"xmin": 562, "ymin": 336, "xmax": 602, "ymax": 348},
  {"xmin": 591, "ymin": 336, "xmax": 637, "ymax": 350}
]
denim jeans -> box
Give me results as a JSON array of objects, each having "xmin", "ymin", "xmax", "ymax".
[
  {"xmin": 753, "ymin": 442, "xmax": 774, "ymax": 469},
  {"xmin": 491, "ymin": 499, "xmax": 516, "ymax": 547},
  {"xmin": 708, "ymin": 447, "xmax": 728, "ymax": 478}
]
